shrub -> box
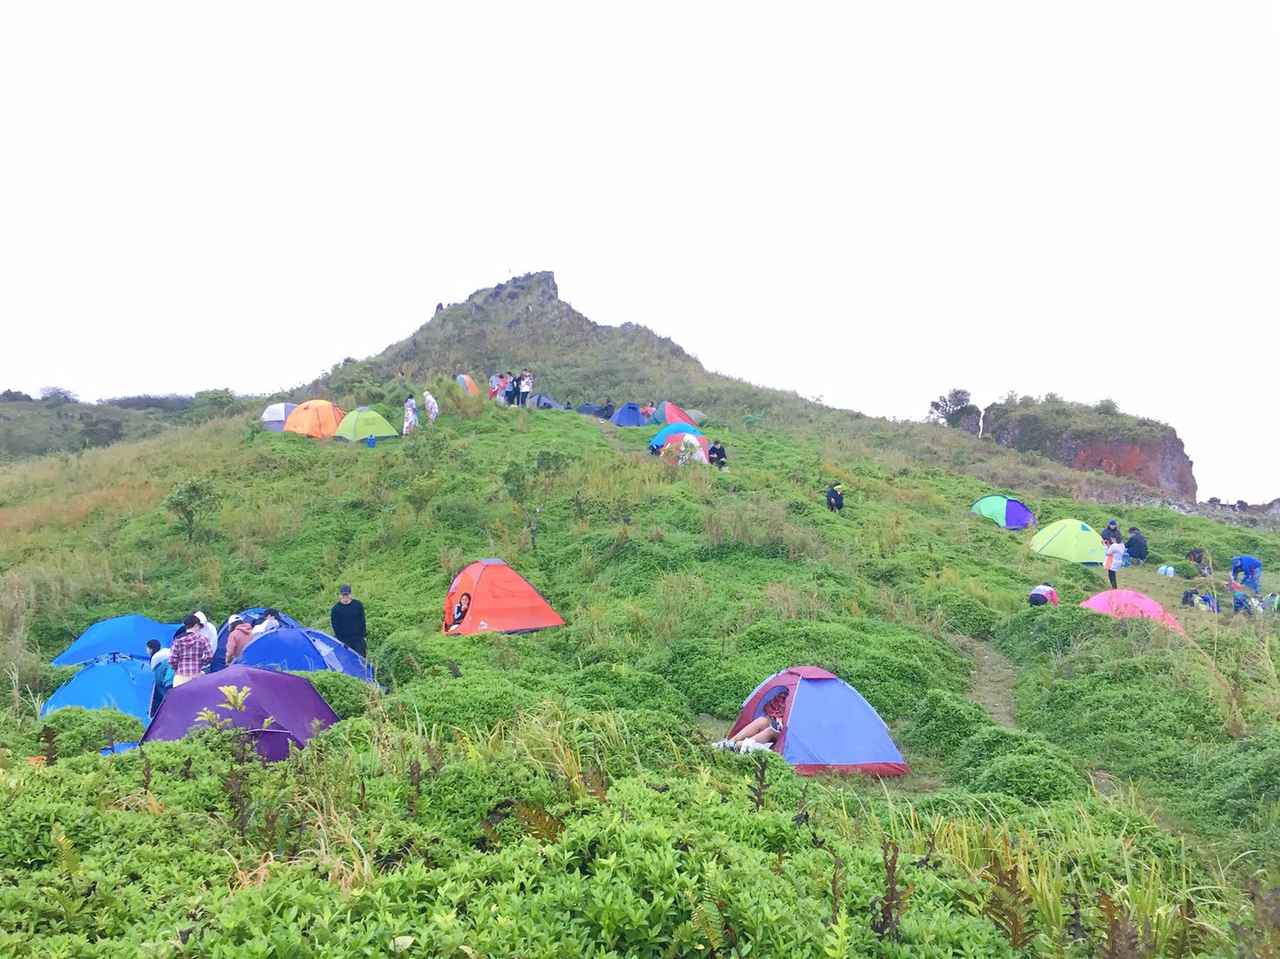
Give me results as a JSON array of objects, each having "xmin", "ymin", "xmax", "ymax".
[
  {"xmin": 969, "ymin": 752, "xmax": 1086, "ymax": 804},
  {"xmin": 383, "ymin": 671, "xmax": 543, "ymax": 731},
  {"xmin": 297, "ymin": 671, "xmax": 375, "ymax": 719},
  {"xmin": 927, "ymin": 589, "xmax": 1000, "ymax": 639},
  {"xmin": 994, "ymin": 605, "xmax": 1098, "ymax": 663},
  {"xmin": 904, "ymin": 690, "xmax": 991, "ymax": 757},
  {"xmin": 39, "ymin": 707, "xmax": 143, "ymax": 758},
  {"xmin": 562, "ymin": 663, "xmax": 690, "ymax": 716}
]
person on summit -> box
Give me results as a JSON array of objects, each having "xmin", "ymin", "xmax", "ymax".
[
  {"xmin": 330, "ymin": 585, "xmax": 368, "ymax": 657},
  {"xmin": 825, "ymin": 483, "xmax": 845, "ymax": 512}
]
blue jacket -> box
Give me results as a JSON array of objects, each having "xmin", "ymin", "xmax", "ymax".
[{"xmin": 1232, "ymin": 555, "xmax": 1262, "ymax": 578}]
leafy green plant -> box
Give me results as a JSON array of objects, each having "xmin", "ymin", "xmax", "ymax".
[{"xmin": 163, "ymin": 477, "xmax": 222, "ymax": 542}]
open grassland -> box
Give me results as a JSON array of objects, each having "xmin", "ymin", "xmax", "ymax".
[{"xmin": 0, "ymin": 402, "xmax": 1277, "ymax": 957}]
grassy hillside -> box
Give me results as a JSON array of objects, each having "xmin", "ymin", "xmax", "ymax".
[
  {"xmin": 1, "ymin": 397, "xmax": 1278, "ymax": 956},
  {"xmin": 0, "ymin": 396, "xmax": 171, "ymax": 460}
]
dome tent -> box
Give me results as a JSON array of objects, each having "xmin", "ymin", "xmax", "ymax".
[
  {"xmin": 237, "ymin": 627, "xmax": 375, "ymax": 681},
  {"xmin": 649, "ymin": 422, "xmax": 704, "ymax": 450},
  {"xmin": 609, "ymin": 403, "xmax": 649, "ymax": 427},
  {"xmin": 141, "ymin": 666, "xmax": 338, "ymax": 761},
  {"xmin": 728, "ymin": 666, "xmax": 908, "ymax": 776},
  {"xmin": 334, "ymin": 407, "xmax": 399, "ymax": 443},
  {"xmin": 455, "ymin": 374, "xmax": 481, "ymax": 396},
  {"xmin": 284, "ymin": 400, "xmax": 345, "ymax": 439},
  {"xmin": 41, "ymin": 656, "xmax": 155, "ymax": 725},
  {"xmin": 1080, "ymin": 589, "xmax": 1185, "ymax": 635},
  {"xmin": 444, "ymin": 559, "xmax": 565, "ymax": 635},
  {"xmin": 260, "ymin": 402, "xmax": 297, "ymax": 432},
  {"xmin": 971, "ymin": 494, "xmax": 1036, "ymax": 530},
  {"xmin": 1029, "ymin": 518, "xmax": 1105, "ymax": 565},
  {"xmin": 651, "ymin": 400, "xmax": 696, "ymax": 427},
  {"xmin": 52, "ymin": 614, "xmax": 183, "ymax": 667}
]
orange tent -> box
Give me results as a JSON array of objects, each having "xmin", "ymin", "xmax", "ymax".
[
  {"xmin": 443, "ymin": 559, "xmax": 565, "ymax": 635},
  {"xmin": 284, "ymin": 400, "xmax": 345, "ymax": 439},
  {"xmin": 455, "ymin": 374, "xmax": 481, "ymax": 396}
]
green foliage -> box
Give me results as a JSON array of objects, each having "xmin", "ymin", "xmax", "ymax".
[
  {"xmin": 38, "ymin": 708, "xmax": 143, "ymax": 758},
  {"xmin": 904, "ymin": 690, "xmax": 990, "ymax": 755},
  {"xmin": 295, "ymin": 671, "xmax": 374, "ymax": 719},
  {"xmin": 162, "ymin": 477, "xmax": 221, "ymax": 542}
]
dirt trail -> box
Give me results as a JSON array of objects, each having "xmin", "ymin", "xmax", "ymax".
[{"xmin": 949, "ymin": 633, "xmax": 1018, "ymax": 728}]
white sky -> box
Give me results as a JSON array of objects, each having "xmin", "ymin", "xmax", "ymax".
[{"xmin": 2, "ymin": 2, "xmax": 1277, "ymax": 501}]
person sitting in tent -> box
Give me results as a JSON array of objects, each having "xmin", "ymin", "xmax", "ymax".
[
  {"xmin": 641, "ymin": 401, "xmax": 656, "ymax": 419},
  {"xmin": 1124, "ymin": 527, "xmax": 1148, "ymax": 566},
  {"xmin": 714, "ymin": 688, "xmax": 788, "ymax": 753},
  {"xmin": 1186, "ymin": 548, "xmax": 1214, "ymax": 577},
  {"xmin": 1181, "ymin": 589, "xmax": 1219, "ymax": 613},
  {"xmin": 825, "ymin": 484, "xmax": 844, "ymax": 512},
  {"xmin": 1231, "ymin": 555, "xmax": 1264, "ymax": 594},
  {"xmin": 707, "ymin": 440, "xmax": 727, "ymax": 470},
  {"xmin": 146, "ymin": 639, "xmax": 175, "ymax": 715},
  {"xmin": 1103, "ymin": 533, "xmax": 1124, "ymax": 589},
  {"xmin": 170, "ymin": 615, "xmax": 212, "ymax": 686},
  {"xmin": 423, "ymin": 390, "xmax": 439, "ymax": 424},
  {"xmin": 445, "ymin": 593, "xmax": 472, "ymax": 633},
  {"xmin": 251, "ymin": 608, "xmax": 284, "ymax": 639},
  {"xmin": 1028, "ymin": 583, "xmax": 1059, "ymax": 607},
  {"xmin": 224, "ymin": 615, "xmax": 257, "ymax": 665},
  {"xmin": 403, "ymin": 395, "xmax": 418, "ymax": 435}
]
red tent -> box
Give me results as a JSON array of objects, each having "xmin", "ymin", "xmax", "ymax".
[
  {"xmin": 653, "ymin": 400, "xmax": 696, "ymax": 427},
  {"xmin": 443, "ymin": 559, "xmax": 565, "ymax": 635}
]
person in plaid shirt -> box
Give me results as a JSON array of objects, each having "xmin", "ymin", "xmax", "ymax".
[{"xmin": 170, "ymin": 614, "xmax": 212, "ymax": 686}]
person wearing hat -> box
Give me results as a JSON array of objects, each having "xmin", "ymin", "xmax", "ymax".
[
  {"xmin": 825, "ymin": 483, "xmax": 845, "ymax": 512},
  {"xmin": 330, "ymin": 585, "xmax": 367, "ymax": 657}
]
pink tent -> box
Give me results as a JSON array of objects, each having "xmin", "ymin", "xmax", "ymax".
[{"xmin": 1080, "ymin": 589, "xmax": 1185, "ymax": 635}]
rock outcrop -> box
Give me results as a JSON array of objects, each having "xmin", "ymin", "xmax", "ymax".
[{"xmin": 980, "ymin": 400, "xmax": 1198, "ymax": 501}]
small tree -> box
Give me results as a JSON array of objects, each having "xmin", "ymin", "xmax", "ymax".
[
  {"xmin": 40, "ymin": 386, "xmax": 78, "ymax": 405},
  {"xmin": 927, "ymin": 388, "xmax": 973, "ymax": 425},
  {"xmin": 164, "ymin": 478, "xmax": 221, "ymax": 542},
  {"xmin": 1094, "ymin": 398, "xmax": 1120, "ymax": 415}
]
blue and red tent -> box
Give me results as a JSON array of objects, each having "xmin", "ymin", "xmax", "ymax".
[
  {"xmin": 728, "ymin": 666, "xmax": 908, "ymax": 776},
  {"xmin": 609, "ymin": 403, "xmax": 649, "ymax": 427}
]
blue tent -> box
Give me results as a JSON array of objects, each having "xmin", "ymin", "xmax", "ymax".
[
  {"xmin": 729, "ymin": 666, "xmax": 908, "ymax": 776},
  {"xmin": 609, "ymin": 403, "xmax": 649, "ymax": 427},
  {"xmin": 649, "ymin": 422, "xmax": 704, "ymax": 449},
  {"xmin": 576, "ymin": 403, "xmax": 606, "ymax": 418},
  {"xmin": 209, "ymin": 608, "xmax": 304, "ymax": 670},
  {"xmin": 52, "ymin": 615, "xmax": 183, "ymax": 667},
  {"xmin": 41, "ymin": 657, "xmax": 155, "ymax": 726},
  {"xmin": 237, "ymin": 628, "xmax": 375, "ymax": 682}
]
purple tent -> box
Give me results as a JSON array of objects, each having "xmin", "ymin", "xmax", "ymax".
[
  {"xmin": 140, "ymin": 666, "xmax": 338, "ymax": 761},
  {"xmin": 971, "ymin": 494, "xmax": 1036, "ymax": 530}
]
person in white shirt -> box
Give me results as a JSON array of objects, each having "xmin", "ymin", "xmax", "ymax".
[
  {"xmin": 193, "ymin": 612, "xmax": 218, "ymax": 654},
  {"xmin": 1103, "ymin": 536, "xmax": 1126, "ymax": 590},
  {"xmin": 251, "ymin": 608, "xmax": 283, "ymax": 638}
]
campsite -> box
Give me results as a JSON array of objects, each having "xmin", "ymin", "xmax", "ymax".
[{"xmin": 2, "ymin": 379, "xmax": 1279, "ymax": 956}]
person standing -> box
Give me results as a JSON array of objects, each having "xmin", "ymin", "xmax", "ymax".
[
  {"xmin": 825, "ymin": 484, "xmax": 844, "ymax": 512},
  {"xmin": 224, "ymin": 615, "xmax": 256, "ymax": 665},
  {"xmin": 403, "ymin": 395, "xmax": 419, "ymax": 435},
  {"xmin": 1103, "ymin": 535, "xmax": 1125, "ymax": 589},
  {"xmin": 330, "ymin": 584, "xmax": 367, "ymax": 656},
  {"xmin": 423, "ymin": 390, "xmax": 439, "ymax": 424},
  {"xmin": 146, "ymin": 639, "xmax": 174, "ymax": 715},
  {"xmin": 170, "ymin": 615, "xmax": 212, "ymax": 686},
  {"xmin": 519, "ymin": 370, "xmax": 533, "ymax": 408}
]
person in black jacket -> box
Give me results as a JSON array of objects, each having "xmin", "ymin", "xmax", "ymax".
[
  {"xmin": 707, "ymin": 440, "xmax": 727, "ymax": 469},
  {"xmin": 330, "ymin": 585, "xmax": 367, "ymax": 657},
  {"xmin": 1124, "ymin": 527, "xmax": 1148, "ymax": 565},
  {"xmin": 825, "ymin": 484, "xmax": 844, "ymax": 512}
]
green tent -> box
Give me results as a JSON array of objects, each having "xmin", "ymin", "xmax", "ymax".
[
  {"xmin": 334, "ymin": 407, "xmax": 399, "ymax": 443},
  {"xmin": 971, "ymin": 494, "xmax": 1036, "ymax": 530},
  {"xmin": 1029, "ymin": 518, "xmax": 1104, "ymax": 565}
]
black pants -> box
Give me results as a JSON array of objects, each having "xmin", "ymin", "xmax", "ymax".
[
  {"xmin": 1029, "ymin": 593, "xmax": 1048, "ymax": 607},
  {"xmin": 1108, "ymin": 570, "xmax": 1118, "ymax": 589}
]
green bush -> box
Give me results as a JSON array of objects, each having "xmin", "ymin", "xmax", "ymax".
[
  {"xmin": 383, "ymin": 671, "xmax": 544, "ymax": 731},
  {"xmin": 928, "ymin": 589, "xmax": 1000, "ymax": 639},
  {"xmin": 969, "ymin": 752, "xmax": 1087, "ymax": 804},
  {"xmin": 994, "ymin": 605, "xmax": 1099, "ymax": 662},
  {"xmin": 904, "ymin": 690, "xmax": 991, "ymax": 757},
  {"xmin": 296, "ymin": 671, "xmax": 375, "ymax": 719},
  {"xmin": 38, "ymin": 708, "xmax": 143, "ymax": 758}
]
